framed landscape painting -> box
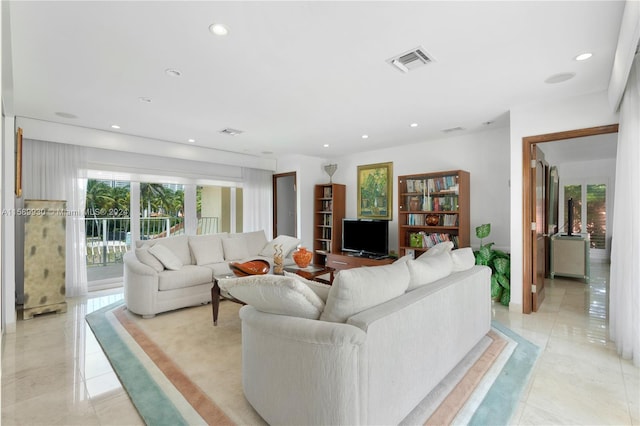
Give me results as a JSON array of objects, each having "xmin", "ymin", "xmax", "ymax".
[{"xmin": 357, "ymin": 162, "xmax": 393, "ymax": 220}]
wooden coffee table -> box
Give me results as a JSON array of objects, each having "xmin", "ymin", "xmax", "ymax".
[{"xmin": 211, "ymin": 264, "xmax": 335, "ymax": 325}]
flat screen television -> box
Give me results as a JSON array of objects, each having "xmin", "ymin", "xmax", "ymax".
[{"xmin": 341, "ymin": 219, "xmax": 389, "ymax": 257}]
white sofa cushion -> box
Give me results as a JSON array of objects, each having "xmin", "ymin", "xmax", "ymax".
[
  {"xmin": 135, "ymin": 247, "xmax": 164, "ymax": 272},
  {"xmin": 188, "ymin": 234, "xmax": 227, "ymax": 265},
  {"xmin": 259, "ymin": 235, "xmax": 301, "ymax": 257},
  {"xmin": 284, "ymin": 271, "xmax": 331, "ymax": 302},
  {"xmin": 417, "ymin": 241, "xmax": 454, "ymax": 259},
  {"xmin": 320, "ymin": 262, "xmax": 410, "ymax": 323},
  {"xmin": 230, "ymin": 230, "xmax": 268, "ymax": 256},
  {"xmin": 157, "ymin": 265, "xmax": 213, "ymax": 291},
  {"xmin": 148, "ymin": 244, "xmax": 183, "ymax": 271},
  {"xmin": 224, "ymin": 275, "xmax": 325, "ymax": 319},
  {"xmin": 450, "ymin": 247, "xmax": 476, "ymax": 271},
  {"xmin": 143, "ymin": 235, "xmax": 192, "ymax": 266},
  {"xmin": 407, "ymin": 251, "xmax": 453, "ymax": 290},
  {"xmin": 222, "ymin": 237, "xmax": 250, "ymax": 261}
]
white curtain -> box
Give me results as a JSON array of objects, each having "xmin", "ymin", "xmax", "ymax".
[
  {"xmin": 242, "ymin": 167, "xmax": 273, "ymax": 236},
  {"xmin": 610, "ymin": 53, "xmax": 640, "ymax": 367},
  {"xmin": 22, "ymin": 139, "xmax": 88, "ymax": 297}
]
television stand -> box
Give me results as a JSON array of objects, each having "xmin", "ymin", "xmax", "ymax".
[{"xmin": 326, "ymin": 252, "xmax": 394, "ymax": 273}]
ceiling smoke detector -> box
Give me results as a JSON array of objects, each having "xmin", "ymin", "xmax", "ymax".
[
  {"xmin": 219, "ymin": 128, "xmax": 243, "ymax": 136},
  {"xmin": 387, "ymin": 46, "xmax": 435, "ymax": 73}
]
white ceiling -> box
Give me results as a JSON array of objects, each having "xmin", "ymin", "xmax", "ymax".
[{"xmin": 5, "ymin": 1, "xmax": 626, "ymax": 160}]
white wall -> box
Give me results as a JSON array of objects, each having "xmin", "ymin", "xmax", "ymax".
[
  {"xmin": 328, "ymin": 126, "xmax": 512, "ymax": 255},
  {"xmin": 509, "ymin": 90, "xmax": 619, "ymax": 313}
]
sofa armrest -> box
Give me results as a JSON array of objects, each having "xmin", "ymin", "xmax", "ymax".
[
  {"xmin": 123, "ymin": 251, "xmax": 160, "ymax": 317},
  {"xmin": 239, "ymin": 306, "xmax": 368, "ymax": 425},
  {"xmin": 123, "ymin": 250, "xmax": 157, "ymax": 276}
]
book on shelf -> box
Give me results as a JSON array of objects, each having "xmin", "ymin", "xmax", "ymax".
[
  {"xmin": 321, "ymin": 200, "xmax": 333, "ymax": 211},
  {"xmin": 322, "ymin": 227, "xmax": 332, "ymax": 239},
  {"xmin": 323, "ymin": 214, "xmax": 332, "ymax": 225},
  {"xmin": 408, "ymin": 232, "xmax": 459, "ymax": 249},
  {"xmin": 323, "ymin": 186, "xmax": 333, "ymax": 198}
]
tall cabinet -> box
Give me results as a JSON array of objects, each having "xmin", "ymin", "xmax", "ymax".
[
  {"xmin": 398, "ymin": 170, "xmax": 470, "ymax": 258},
  {"xmin": 313, "ymin": 184, "xmax": 346, "ymax": 265},
  {"xmin": 23, "ymin": 199, "xmax": 68, "ymax": 319}
]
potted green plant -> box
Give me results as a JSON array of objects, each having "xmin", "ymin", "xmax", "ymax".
[{"xmin": 474, "ymin": 224, "xmax": 511, "ymax": 306}]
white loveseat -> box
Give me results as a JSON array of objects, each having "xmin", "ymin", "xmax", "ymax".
[
  {"xmin": 123, "ymin": 230, "xmax": 299, "ymax": 318},
  {"xmin": 227, "ymin": 245, "xmax": 491, "ymax": 425}
]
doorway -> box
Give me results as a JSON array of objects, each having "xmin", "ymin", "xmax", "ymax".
[
  {"xmin": 521, "ymin": 124, "xmax": 618, "ymax": 314},
  {"xmin": 272, "ymin": 172, "xmax": 297, "ymax": 239}
]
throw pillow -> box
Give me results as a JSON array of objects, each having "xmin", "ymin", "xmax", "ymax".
[
  {"xmin": 284, "ymin": 271, "xmax": 331, "ymax": 302},
  {"xmin": 148, "ymin": 244, "xmax": 183, "ymax": 271},
  {"xmin": 407, "ymin": 251, "xmax": 453, "ymax": 290},
  {"xmin": 320, "ymin": 262, "xmax": 410, "ymax": 323},
  {"xmin": 145, "ymin": 235, "xmax": 192, "ymax": 265},
  {"xmin": 417, "ymin": 241, "xmax": 454, "ymax": 259},
  {"xmin": 222, "ymin": 237, "xmax": 250, "ymax": 261},
  {"xmin": 225, "ymin": 275, "xmax": 325, "ymax": 319},
  {"xmin": 188, "ymin": 234, "xmax": 226, "ymax": 265},
  {"xmin": 259, "ymin": 235, "xmax": 301, "ymax": 257},
  {"xmin": 230, "ymin": 230, "xmax": 268, "ymax": 256},
  {"xmin": 450, "ymin": 247, "xmax": 476, "ymax": 271},
  {"xmin": 135, "ymin": 247, "xmax": 165, "ymax": 272}
]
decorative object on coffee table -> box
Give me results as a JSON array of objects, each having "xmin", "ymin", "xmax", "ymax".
[
  {"xmin": 273, "ymin": 244, "xmax": 284, "ymax": 274},
  {"xmin": 292, "ymin": 246, "xmax": 313, "ymax": 268},
  {"xmin": 229, "ymin": 259, "xmax": 270, "ymax": 277}
]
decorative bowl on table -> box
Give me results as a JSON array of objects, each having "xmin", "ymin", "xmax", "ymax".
[
  {"xmin": 229, "ymin": 259, "xmax": 271, "ymax": 277},
  {"xmin": 292, "ymin": 247, "xmax": 313, "ymax": 268}
]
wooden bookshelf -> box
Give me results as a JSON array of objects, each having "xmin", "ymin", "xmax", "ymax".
[
  {"xmin": 397, "ymin": 170, "xmax": 470, "ymax": 257},
  {"xmin": 313, "ymin": 183, "xmax": 346, "ymax": 265}
]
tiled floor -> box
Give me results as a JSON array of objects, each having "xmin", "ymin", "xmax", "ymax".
[{"xmin": 1, "ymin": 262, "xmax": 638, "ymax": 425}]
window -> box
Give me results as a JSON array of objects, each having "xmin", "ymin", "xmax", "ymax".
[
  {"xmin": 562, "ymin": 180, "xmax": 608, "ymax": 253},
  {"xmin": 196, "ymin": 185, "xmax": 243, "ymax": 234},
  {"xmin": 140, "ymin": 182, "xmax": 184, "ymax": 238}
]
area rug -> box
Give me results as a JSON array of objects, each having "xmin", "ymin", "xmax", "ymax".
[{"xmin": 86, "ymin": 301, "xmax": 540, "ymax": 425}]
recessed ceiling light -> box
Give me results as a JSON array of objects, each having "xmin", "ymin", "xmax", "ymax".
[
  {"xmin": 139, "ymin": 97, "xmax": 153, "ymax": 103},
  {"xmin": 165, "ymin": 68, "xmax": 182, "ymax": 77},
  {"xmin": 111, "ymin": 124, "xmax": 121, "ymax": 129},
  {"xmin": 575, "ymin": 53, "xmax": 593, "ymax": 61},
  {"xmin": 323, "ymin": 144, "xmax": 329, "ymax": 148},
  {"xmin": 188, "ymin": 138, "xmax": 196, "ymax": 143},
  {"xmin": 544, "ymin": 72, "xmax": 576, "ymax": 84},
  {"xmin": 209, "ymin": 23, "xmax": 229, "ymax": 36},
  {"xmin": 362, "ymin": 134, "xmax": 369, "ymax": 139},
  {"xmin": 55, "ymin": 112, "xmax": 77, "ymax": 119},
  {"xmin": 410, "ymin": 123, "xmax": 418, "ymax": 128}
]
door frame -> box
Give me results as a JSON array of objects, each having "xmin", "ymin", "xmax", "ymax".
[
  {"xmin": 521, "ymin": 124, "xmax": 618, "ymax": 314},
  {"xmin": 272, "ymin": 172, "xmax": 297, "ymax": 240}
]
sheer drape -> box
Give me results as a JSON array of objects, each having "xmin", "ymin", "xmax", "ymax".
[
  {"xmin": 610, "ymin": 53, "xmax": 640, "ymax": 367},
  {"xmin": 22, "ymin": 139, "xmax": 88, "ymax": 297},
  {"xmin": 242, "ymin": 167, "xmax": 273, "ymax": 237}
]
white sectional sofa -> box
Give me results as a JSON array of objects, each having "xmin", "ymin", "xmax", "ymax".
[
  {"xmin": 225, "ymin": 244, "xmax": 491, "ymax": 425},
  {"xmin": 123, "ymin": 230, "xmax": 299, "ymax": 318}
]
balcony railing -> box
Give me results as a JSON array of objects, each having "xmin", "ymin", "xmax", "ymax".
[{"xmin": 85, "ymin": 217, "xmax": 219, "ymax": 267}]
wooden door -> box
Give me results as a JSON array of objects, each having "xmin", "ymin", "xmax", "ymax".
[{"xmin": 531, "ymin": 145, "xmax": 547, "ymax": 311}]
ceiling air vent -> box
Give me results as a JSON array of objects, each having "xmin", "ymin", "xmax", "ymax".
[
  {"xmin": 219, "ymin": 128, "xmax": 243, "ymax": 136},
  {"xmin": 441, "ymin": 126, "xmax": 465, "ymax": 133},
  {"xmin": 387, "ymin": 46, "xmax": 435, "ymax": 73}
]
